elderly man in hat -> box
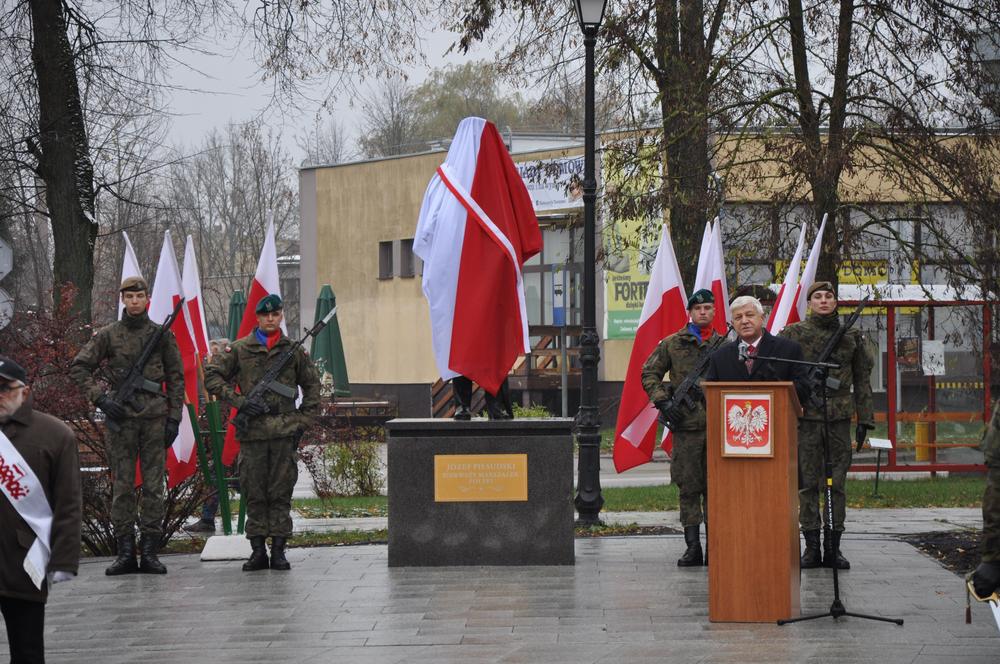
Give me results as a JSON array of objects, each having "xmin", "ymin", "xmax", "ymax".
[
  {"xmin": 71, "ymin": 276, "xmax": 184, "ymax": 576},
  {"xmin": 204, "ymin": 294, "xmax": 320, "ymax": 571},
  {"xmin": 780, "ymin": 281, "xmax": 874, "ymax": 570},
  {"xmin": 1, "ymin": 356, "xmax": 81, "ymax": 664},
  {"xmin": 641, "ymin": 288, "xmax": 723, "ymax": 566}
]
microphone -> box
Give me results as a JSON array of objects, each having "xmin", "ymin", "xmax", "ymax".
[{"xmin": 738, "ymin": 346, "xmax": 748, "ymax": 362}]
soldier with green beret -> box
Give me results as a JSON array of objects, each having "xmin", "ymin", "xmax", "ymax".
[
  {"xmin": 779, "ymin": 281, "xmax": 874, "ymax": 570},
  {"xmin": 204, "ymin": 293, "xmax": 321, "ymax": 571},
  {"xmin": 641, "ymin": 288, "xmax": 722, "ymax": 566},
  {"xmin": 969, "ymin": 399, "xmax": 1000, "ymax": 600},
  {"xmin": 70, "ymin": 276, "xmax": 184, "ymax": 575}
]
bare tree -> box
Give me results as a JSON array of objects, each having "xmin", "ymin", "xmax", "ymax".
[
  {"xmin": 298, "ymin": 117, "xmax": 350, "ymax": 166},
  {"xmin": 357, "ymin": 78, "xmax": 424, "ymax": 158}
]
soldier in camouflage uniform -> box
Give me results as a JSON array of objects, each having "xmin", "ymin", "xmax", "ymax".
[
  {"xmin": 641, "ymin": 289, "xmax": 723, "ymax": 566},
  {"xmin": 779, "ymin": 281, "xmax": 874, "ymax": 570},
  {"xmin": 969, "ymin": 399, "xmax": 1000, "ymax": 600},
  {"xmin": 204, "ymin": 294, "xmax": 320, "ymax": 571},
  {"xmin": 70, "ymin": 276, "xmax": 184, "ymax": 575}
]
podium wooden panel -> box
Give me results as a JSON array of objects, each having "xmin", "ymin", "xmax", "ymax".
[{"xmin": 704, "ymin": 381, "xmax": 800, "ymax": 622}]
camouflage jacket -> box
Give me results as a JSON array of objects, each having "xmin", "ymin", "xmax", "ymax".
[
  {"xmin": 779, "ymin": 311, "xmax": 874, "ymax": 424},
  {"xmin": 69, "ymin": 311, "xmax": 184, "ymax": 421},
  {"xmin": 204, "ymin": 331, "xmax": 321, "ymax": 441},
  {"xmin": 983, "ymin": 399, "xmax": 1000, "ymax": 466},
  {"xmin": 641, "ymin": 325, "xmax": 722, "ymax": 431}
]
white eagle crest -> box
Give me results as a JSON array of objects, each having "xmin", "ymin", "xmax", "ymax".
[{"xmin": 727, "ymin": 402, "xmax": 768, "ymax": 447}]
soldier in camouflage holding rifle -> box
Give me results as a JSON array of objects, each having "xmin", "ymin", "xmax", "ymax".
[
  {"xmin": 780, "ymin": 281, "xmax": 875, "ymax": 570},
  {"xmin": 641, "ymin": 289, "xmax": 723, "ymax": 567},
  {"xmin": 968, "ymin": 399, "xmax": 1000, "ymax": 601},
  {"xmin": 204, "ymin": 294, "xmax": 320, "ymax": 572}
]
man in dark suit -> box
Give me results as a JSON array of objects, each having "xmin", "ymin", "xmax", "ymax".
[{"xmin": 705, "ymin": 296, "xmax": 810, "ymax": 402}]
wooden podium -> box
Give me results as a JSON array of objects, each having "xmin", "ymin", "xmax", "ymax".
[{"xmin": 704, "ymin": 381, "xmax": 801, "ymax": 622}]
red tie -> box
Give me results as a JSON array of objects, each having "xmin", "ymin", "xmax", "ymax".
[{"xmin": 745, "ymin": 344, "xmax": 757, "ymax": 373}]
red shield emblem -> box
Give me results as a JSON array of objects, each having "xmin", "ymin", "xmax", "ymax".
[{"xmin": 724, "ymin": 395, "xmax": 771, "ymax": 449}]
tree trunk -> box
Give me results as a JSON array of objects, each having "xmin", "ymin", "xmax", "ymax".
[{"xmin": 29, "ymin": 0, "xmax": 96, "ymax": 320}]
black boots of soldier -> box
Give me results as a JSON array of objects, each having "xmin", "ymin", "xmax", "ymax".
[
  {"xmin": 678, "ymin": 525, "xmax": 704, "ymax": 567},
  {"xmin": 969, "ymin": 561, "xmax": 1000, "ymax": 600},
  {"xmin": 243, "ymin": 536, "xmax": 270, "ymax": 571},
  {"xmin": 105, "ymin": 536, "xmax": 139, "ymax": 576},
  {"xmin": 800, "ymin": 530, "xmax": 822, "ymax": 569},
  {"xmin": 242, "ymin": 536, "xmax": 291, "ymax": 571},
  {"xmin": 138, "ymin": 535, "xmax": 168, "ymax": 574},
  {"xmin": 270, "ymin": 537, "xmax": 291, "ymax": 571}
]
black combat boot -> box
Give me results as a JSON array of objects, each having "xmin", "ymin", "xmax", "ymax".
[
  {"xmin": 800, "ymin": 529, "xmax": 822, "ymax": 569},
  {"xmin": 678, "ymin": 525, "xmax": 703, "ymax": 567},
  {"xmin": 969, "ymin": 561, "xmax": 1000, "ymax": 600},
  {"xmin": 823, "ymin": 531, "xmax": 850, "ymax": 570},
  {"xmin": 243, "ymin": 536, "xmax": 269, "ymax": 571},
  {"xmin": 105, "ymin": 535, "xmax": 139, "ymax": 576},
  {"xmin": 270, "ymin": 537, "xmax": 291, "ymax": 571},
  {"xmin": 138, "ymin": 535, "xmax": 168, "ymax": 574}
]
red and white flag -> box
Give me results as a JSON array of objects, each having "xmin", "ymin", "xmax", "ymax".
[
  {"xmin": 182, "ymin": 235, "xmax": 211, "ymax": 361},
  {"xmin": 222, "ymin": 217, "xmax": 283, "ymax": 465},
  {"xmin": 612, "ymin": 223, "xmax": 689, "ymax": 472},
  {"xmin": 413, "ymin": 117, "xmax": 542, "ymax": 395},
  {"xmin": 766, "ymin": 222, "xmax": 808, "ymax": 335},
  {"xmin": 692, "ymin": 218, "xmax": 731, "ymax": 335},
  {"xmin": 794, "ymin": 213, "xmax": 828, "ymax": 319},
  {"xmin": 148, "ymin": 231, "xmax": 200, "ymax": 488},
  {"xmin": 118, "ymin": 231, "xmax": 143, "ymax": 320}
]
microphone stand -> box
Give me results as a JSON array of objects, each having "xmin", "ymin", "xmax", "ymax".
[{"xmin": 749, "ymin": 351, "xmax": 903, "ymax": 626}]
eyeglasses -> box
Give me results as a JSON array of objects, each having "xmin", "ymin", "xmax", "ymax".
[{"xmin": 0, "ymin": 383, "xmax": 25, "ymax": 394}]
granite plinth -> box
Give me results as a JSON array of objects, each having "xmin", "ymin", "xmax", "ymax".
[{"xmin": 386, "ymin": 418, "xmax": 574, "ymax": 566}]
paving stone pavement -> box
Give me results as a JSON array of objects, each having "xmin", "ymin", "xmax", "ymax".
[{"xmin": 5, "ymin": 532, "xmax": 998, "ymax": 664}]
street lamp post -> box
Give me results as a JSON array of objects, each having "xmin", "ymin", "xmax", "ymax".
[{"xmin": 573, "ymin": 0, "xmax": 607, "ymax": 526}]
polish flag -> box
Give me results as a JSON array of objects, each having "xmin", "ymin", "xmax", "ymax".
[
  {"xmin": 692, "ymin": 218, "xmax": 731, "ymax": 335},
  {"xmin": 182, "ymin": 235, "xmax": 211, "ymax": 361},
  {"xmin": 612, "ymin": 223, "xmax": 689, "ymax": 472},
  {"xmin": 414, "ymin": 117, "xmax": 542, "ymax": 394},
  {"xmin": 118, "ymin": 231, "xmax": 143, "ymax": 320},
  {"xmin": 148, "ymin": 231, "xmax": 201, "ymax": 488},
  {"xmin": 766, "ymin": 221, "xmax": 808, "ymax": 335},
  {"xmin": 221, "ymin": 218, "xmax": 283, "ymax": 465},
  {"xmin": 794, "ymin": 214, "xmax": 828, "ymax": 319}
]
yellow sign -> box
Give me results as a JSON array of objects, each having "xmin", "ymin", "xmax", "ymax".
[{"xmin": 434, "ymin": 454, "xmax": 528, "ymax": 502}]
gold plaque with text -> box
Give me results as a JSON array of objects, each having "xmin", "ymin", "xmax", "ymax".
[{"xmin": 434, "ymin": 454, "xmax": 528, "ymax": 502}]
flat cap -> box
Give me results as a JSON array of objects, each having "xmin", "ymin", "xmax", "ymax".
[
  {"xmin": 255, "ymin": 293, "xmax": 283, "ymax": 314},
  {"xmin": 0, "ymin": 355, "xmax": 27, "ymax": 385},
  {"xmin": 808, "ymin": 281, "xmax": 836, "ymax": 299},
  {"xmin": 687, "ymin": 288, "xmax": 714, "ymax": 309},
  {"xmin": 120, "ymin": 276, "xmax": 148, "ymax": 293}
]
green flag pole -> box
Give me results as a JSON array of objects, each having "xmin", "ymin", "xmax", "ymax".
[
  {"xmin": 188, "ymin": 403, "xmax": 213, "ymax": 486},
  {"xmin": 206, "ymin": 399, "xmax": 233, "ymax": 536}
]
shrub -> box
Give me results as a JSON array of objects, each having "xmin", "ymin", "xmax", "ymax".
[
  {"xmin": 299, "ymin": 417, "xmax": 385, "ymax": 498},
  {"xmin": 513, "ymin": 403, "xmax": 552, "ymax": 418}
]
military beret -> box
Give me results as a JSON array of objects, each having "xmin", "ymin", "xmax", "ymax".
[
  {"xmin": 120, "ymin": 276, "xmax": 148, "ymax": 293},
  {"xmin": 808, "ymin": 281, "xmax": 836, "ymax": 299},
  {"xmin": 687, "ymin": 288, "xmax": 714, "ymax": 309},
  {"xmin": 255, "ymin": 293, "xmax": 283, "ymax": 314},
  {"xmin": 0, "ymin": 355, "xmax": 27, "ymax": 385}
]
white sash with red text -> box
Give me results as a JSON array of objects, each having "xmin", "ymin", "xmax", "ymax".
[{"xmin": 0, "ymin": 430, "xmax": 52, "ymax": 590}]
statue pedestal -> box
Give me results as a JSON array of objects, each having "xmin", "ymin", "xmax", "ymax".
[{"xmin": 386, "ymin": 418, "xmax": 575, "ymax": 566}]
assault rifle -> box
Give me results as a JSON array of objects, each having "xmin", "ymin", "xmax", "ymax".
[
  {"xmin": 803, "ymin": 296, "xmax": 870, "ymax": 410},
  {"xmin": 106, "ymin": 297, "xmax": 185, "ymax": 433},
  {"xmin": 657, "ymin": 325, "xmax": 733, "ymax": 431},
  {"xmin": 233, "ymin": 306, "xmax": 338, "ymax": 430}
]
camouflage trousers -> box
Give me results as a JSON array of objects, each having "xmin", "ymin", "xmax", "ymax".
[
  {"xmin": 672, "ymin": 429, "xmax": 707, "ymax": 527},
  {"xmin": 239, "ymin": 437, "xmax": 298, "ymax": 538},
  {"xmin": 798, "ymin": 419, "xmax": 852, "ymax": 533},
  {"xmin": 108, "ymin": 417, "xmax": 165, "ymax": 538},
  {"xmin": 983, "ymin": 465, "xmax": 1000, "ymax": 563}
]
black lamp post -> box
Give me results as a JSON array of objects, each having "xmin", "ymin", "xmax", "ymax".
[{"xmin": 573, "ymin": 0, "xmax": 607, "ymax": 526}]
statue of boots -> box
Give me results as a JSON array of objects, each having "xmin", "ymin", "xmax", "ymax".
[
  {"xmin": 677, "ymin": 525, "xmax": 703, "ymax": 567},
  {"xmin": 800, "ymin": 529, "xmax": 822, "ymax": 569},
  {"xmin": 105, "ymin": 535, "xmax": 138, "ymax": 576},
  {"xmin": 452, "ymin": 377, "xmax": 472, "ymax": 420},
  {"xmin": 823, "ymin": 530, "xmax": 850, "ymax": 570},
  {"xmin": 243, "ymin": 536, "xmax": 269, "ymax": 571},
  {"xmin": 270, "ymin": 537, "xmax": 291, "ymax": 571},
  {"xmin": 138, "ymin": 534, "xmax": 167, "ymax": 574}
]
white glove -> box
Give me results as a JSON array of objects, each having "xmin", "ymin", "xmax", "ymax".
[{"xmin": 47, "ymin": 571, "xmax": 75, "ymax": 584}]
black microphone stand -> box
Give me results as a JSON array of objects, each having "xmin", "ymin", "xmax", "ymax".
[{"xmin": 748, "ymin": 351, "xmax": 904, "ymax": 626}]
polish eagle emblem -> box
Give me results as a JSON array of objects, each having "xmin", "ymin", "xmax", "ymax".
[{"xmin": 727, "ymin": 401, "xmax": 769, "ymax": 447}]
